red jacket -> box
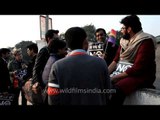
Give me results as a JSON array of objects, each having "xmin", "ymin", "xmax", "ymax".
[{"xmin": 113, "ymin": 38, "xmax": 156, "ymax": 95}]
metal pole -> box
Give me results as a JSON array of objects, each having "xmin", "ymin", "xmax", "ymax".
[{"xmin": 45, "ymin": 15, "xmax": 49, "ymax": 33}]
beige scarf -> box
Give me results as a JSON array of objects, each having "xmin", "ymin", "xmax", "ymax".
[{"xmin": 120, "ymin": 30, "xmax": 157, "ymax": 63}]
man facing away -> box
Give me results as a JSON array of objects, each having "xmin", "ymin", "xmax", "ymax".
[{"xmin": 47, "ymin": 27, "xmax": 111, "ymax": 105}]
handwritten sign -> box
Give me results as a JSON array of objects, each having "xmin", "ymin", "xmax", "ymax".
[
  {"xmin": 88, "ymin": 42, "xmax": 104, "ymax": 57},
  {"xmin": 110, "ymin": 61, "xmax": 133, "ymax": 77},
  {"xmin": 0, "ymin": 93, "xmax": 14, "ymax": 106}
]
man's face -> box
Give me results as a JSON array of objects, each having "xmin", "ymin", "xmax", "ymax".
[
  {"xmin": 27, "ymin": 48, "xmax": 33, "ymax": 57},
  {"xmin": 15, "ymin": 52, "xmax": 22, "ymax": 61},
  {"xmin": 4, "ymin": 52, "xmax": 11, "ymax": 60},
  {"xmin": 47, "ymin": 33, "xmax": 59, "ymax": 44},
  {"xmin": 121, "ymin": 25, "xmax": 130, "ymax": 40},
  {"xmin": 95, "ymin": 30, "xmax": 106, "ymax": 42},
  {"xmin": 58, "ymin": 47, "xmax": 68, "ymax": 58}
]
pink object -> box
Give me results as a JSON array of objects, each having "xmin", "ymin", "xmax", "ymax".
[{"xmin": 109, "ymin": 29, "xmax": 116, "ymax": 38}]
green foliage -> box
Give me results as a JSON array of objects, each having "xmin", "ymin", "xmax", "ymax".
[
  {"xmin": 15, "ymin": 40, "xmax": 36, "ymax": 64},
  {"xmin": 59, "ymin": 24, "xmax": 123, "ymax": 45}
]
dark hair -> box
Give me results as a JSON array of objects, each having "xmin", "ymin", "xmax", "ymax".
[
  {"xmin": 120, "ymin": 15, "xmax": 142, "ymax": 33},
  {"xmin": 45, "ymin": 29, "xmax": 59, "ymax": 43},
  {"xmin": 95, "ymin": 28, "xmax": 107, "ymax": 35},
  {"xmin": 65, "ymin": 27, "xmax": 87, "ymax": 50},
  {"xmin": 27, "ymin": 43, "xmax": 38, "ymax": 53},
  {"xmin": 0, "ymin": 48, "xmax": 10, "ymax": 57},
  {"xmin": 48, "ymin": 38, "xmax": 66, "ymax": 53}
]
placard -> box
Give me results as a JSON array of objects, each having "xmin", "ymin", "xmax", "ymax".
[
  {"xmin": 88, "ymin": 42, "xmax": 104, "ymax": 57},
  {"xmin": 0, "ymin": 93, "xmax": 14, "ymax": 106}
]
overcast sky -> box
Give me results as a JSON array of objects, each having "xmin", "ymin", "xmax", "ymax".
[{"xmin": 0, "ymin": 15, "xmax": 160, "ymax": 48}]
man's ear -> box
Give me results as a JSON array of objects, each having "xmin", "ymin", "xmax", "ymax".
[
  {"xmin": 83, "ymin": 38, "xmax": 88, "ymax": 51},
  {"xmin": 127, "ymin": 27, "xmax": 132, "ymax": 33}
]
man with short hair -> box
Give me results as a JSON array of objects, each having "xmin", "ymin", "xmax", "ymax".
[
  {"xmin": 32, "ymin": 29, "xmax": 59, "ymax": 88},
  {"xmin": 95, "ymin": 28, "xmax": 118, "ymax": 66},
  {"xmin": 108, "ymin": 15, "xmax": 157, "ymax": 105},
  {"xmin": 8, "ymin": 48, "xmax": 27, "ymax": 105},
  {"xmin": 48, "ymin": 27, "xmax": 111, "ymax": 105},
  {"xmin": 30, "ymin": 29, "xmax": 59, "ymax": 105},
  {"xmin": 23, "ymin": 43, "xmax": 38, "ymax": 83}
]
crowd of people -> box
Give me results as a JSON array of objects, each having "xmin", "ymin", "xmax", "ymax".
[{"xmin": 0, "ymin": 14, "xmax": 157, "ymax": 105}]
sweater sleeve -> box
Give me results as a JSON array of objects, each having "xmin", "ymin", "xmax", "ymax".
[
  {"xmin": 113, "ymin": 46, "xmax": 121, "ymax": 63},
  {"xmin": 48, "ymin": 63, "xmax": 60, "ymax": 105}
]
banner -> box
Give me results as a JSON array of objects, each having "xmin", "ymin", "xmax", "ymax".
[
  {"xmin": 0, "ymin": 93, "xmax": 14, "ymax": 106},
  {"xmin": 110, "ymin": 61, "xmax": 133, "ymax": 77},
  {"xmin": 88, "ymin": 42, "xmax": 104, "ymax": 58}
]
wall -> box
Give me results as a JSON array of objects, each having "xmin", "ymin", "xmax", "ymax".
[{"xmin": 123, "ymin": 88, "xmax": 160, "ymax": 105}]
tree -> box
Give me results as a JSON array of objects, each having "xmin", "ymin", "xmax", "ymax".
[
  {"xmin": 83, "ymin": 24, "xmax": 96, "ymax": 42},
  {"xmin": 15, "ymin": 40, "xmax": 35, "ymax": 64}
]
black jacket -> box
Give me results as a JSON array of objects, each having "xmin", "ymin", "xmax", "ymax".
[
  {"xmin": 32, "ymin": 46, "xmax": 50, "ymax": 88},
  {"xmin": 104, "ymin": 42, "xmax": 119, "ymax": 66},
  {"xmin": 0, "ymin": 57, "xmax": 11, "ymax": 92},
  {"xmin": 23, "ymin": 55, "xmax": 37, "ymax": 83}
]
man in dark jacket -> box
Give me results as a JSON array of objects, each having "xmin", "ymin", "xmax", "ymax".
[
  {"xmin": 30, "ymin": 29, "xmax": 59, "ymax": 105},
  {"xmin": 95, "ymin": 28, "xmax": 118, "ymax": 66},
  {"xmin": 23, "ymin": 43, "xmax": 38, "ymax": 83},
  {"xmin": 32, "ymin": 29, "xmax": 59, "ymax": 88},
  {"xmin": 8, "ymin": 48, "xmax": 27, "ymax": 105},
  {"xmin": 0, "ymin": 48, "xmax": 11, "ymax": 93}
]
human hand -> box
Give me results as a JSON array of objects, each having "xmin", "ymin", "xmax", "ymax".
[
  {"xmin": 99, "ymin": 53, "xmax": 105, "ymax": 59},
  {"xmin": 22, "ymin": 64, "xmax": 27, "ymax": 69},
  {"xmin": 12, "ymin": 70, "xmax": 17, "ymax": 75},
  {"xmin": 111, "ymin": 76, "xmax": 119, "ymax": 84},
  {"xmin": 32, "ymin": 82, "xmax": 42, "ymax": 94}
]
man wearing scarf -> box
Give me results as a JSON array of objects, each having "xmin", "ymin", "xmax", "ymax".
[{"xmin": 108, "ymin": 15, "xmax": 157, "ymax": 105}]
